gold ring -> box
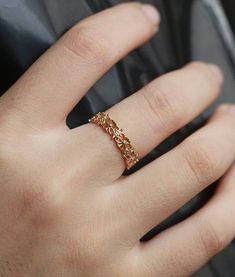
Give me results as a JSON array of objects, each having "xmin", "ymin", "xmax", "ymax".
[{"xmin": 89, "ymin": 112, "xmax": 139, "ymax": 170}]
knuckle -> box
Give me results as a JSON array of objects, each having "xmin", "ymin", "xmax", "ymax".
[
  {"xmin": 198, "ymin": 219, "xmax": 226, "ymax": 257},
  {"xmin": 141, "ymin": 86, "xmax": 184, "ymax": 132},
  {"xmin": 144, "ymin": 87, "xmax": 173, "ymax": 116},
  {"xmin": 19, "ymin": 184, "xmax": 60, "ymax": 229},
  {"xmin": 183, "ymin": 138, "xmax": 220, "ymax": 183},
  {"xmin": 63, "ymin": 25, "xmax": 111, "ymax": 63}
]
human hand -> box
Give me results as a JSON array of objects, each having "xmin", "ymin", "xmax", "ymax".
[{"xmin": 0, "ymin": 3, "xmax": 235, "ymax": 276}]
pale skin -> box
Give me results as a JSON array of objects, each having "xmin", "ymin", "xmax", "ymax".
[{"xmin": 0, "ymin": 2, "xmax": 235, "ymax": 276}]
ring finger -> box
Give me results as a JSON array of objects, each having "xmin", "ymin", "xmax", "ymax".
[{"xmin": 71, "ymin": 62, "xmax": 223, "ymax": 181}]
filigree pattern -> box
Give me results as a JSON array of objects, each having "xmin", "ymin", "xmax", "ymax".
[{"xmin": 89, "ymin": 112, "xmax": 139, "ymax": 170}]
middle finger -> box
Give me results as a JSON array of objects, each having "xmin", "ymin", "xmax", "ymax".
[{"xmin": 117, "ymin": 105, "xmax": 235, "ymax": 241}]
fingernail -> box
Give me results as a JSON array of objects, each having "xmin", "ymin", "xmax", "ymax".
[
  {"xmin": 141, "ymin": 4, "xmax": 160, "ymax": 25},
  {"xmin": 208, "ymin": 64, "xmax": 224, "ymax": 84}
]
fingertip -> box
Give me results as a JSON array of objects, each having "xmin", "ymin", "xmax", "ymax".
[
  {"xmin": 184, "ymin": 61, "xmax": 224, "ymax": 86},
  {"xmin": 141, "ymin": 4, "xmax": 161, "ymax": 26},
  {"xmin": 207, "ymin": 64, "xmax": 224, "ymax": 85}
]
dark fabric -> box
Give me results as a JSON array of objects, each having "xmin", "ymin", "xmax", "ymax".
[{"xmin": 0, "ymin": 0, "xmax": 235, "ymax": 275}]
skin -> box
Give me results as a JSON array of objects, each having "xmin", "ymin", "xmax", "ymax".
[{"xmin": 0, "ymin": 2, "xmax": 234, "ymax": 276}]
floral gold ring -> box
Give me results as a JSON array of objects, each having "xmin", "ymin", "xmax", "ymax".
[{"xmin": 89, "ymin": 112, "xmax": 139, "ymax": 170}]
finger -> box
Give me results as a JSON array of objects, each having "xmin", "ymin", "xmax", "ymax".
[
  {"xmin": 71, "ymin": 62, "xmax": 223, "ymax": 181},
  {"xmin": 129, "ymin": 164, "xmax": 235, "ymax": 277},
  {"xmin": 2, "ymin": 3, "xmax": 160, "ymax": 128},
  {"xmin": 117, "ymin": 104, "xmax": 235, "ymax": 240}
]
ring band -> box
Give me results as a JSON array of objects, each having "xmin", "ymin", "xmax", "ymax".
[{"xmin": 89, "ymin": 112, "xmax": 139, "ymax": 170}]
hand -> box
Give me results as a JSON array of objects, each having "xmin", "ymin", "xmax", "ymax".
[{"xmin": 0, "ymin": 3, "xmax": 235, "ymax": 276}]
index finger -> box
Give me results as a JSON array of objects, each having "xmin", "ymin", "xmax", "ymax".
[{"xmin": 1, "ymin": 3, "xmax": 160, "ymax": 129}]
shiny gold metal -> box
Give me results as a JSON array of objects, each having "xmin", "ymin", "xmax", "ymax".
[{"xmin": 89, "ymin": 112, "xmax": 139, "ymax": 170}]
